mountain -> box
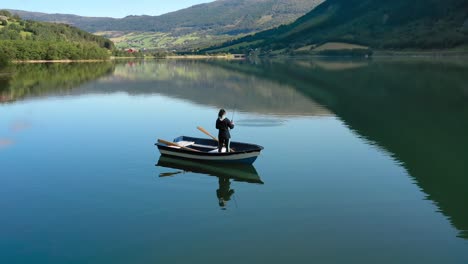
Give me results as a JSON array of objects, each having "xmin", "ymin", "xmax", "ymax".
[
  {"xmin": 6, "ymin": 10, "xmax": 113, "ymax": 31},
  {"xmin": 9, "ymin": 0, "xmax": 324, "ymax": 51},
  {"xmin": 0, "ymin": 10, "xmax": 113, "ymax": 63},
  {"xmin": 203, "ymin": 0, "xmax": 468, "ymax": 54}
]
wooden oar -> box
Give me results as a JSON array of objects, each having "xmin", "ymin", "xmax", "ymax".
[
  {"xmin": 159, "ymin": 171, "xmax": 183, "ymax": 177},
  {"xmin": 197, "ymin": 126, "xmax": 235, "ymax": 152},
  {"xmin": 157, "ymin": 139, "xmax": 201, "ymax": 152},
  {"xmin": 197, "ymin": 126, "xmax": 218, "ymax": 141}
]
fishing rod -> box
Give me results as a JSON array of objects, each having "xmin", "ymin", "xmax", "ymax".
[
  {"xmin": 231, "ymin": 104, "xmax": 237, "ymax": 122},
  {"xmin": 233, "ymin": 193, "xmax": 238, "ymax": 209}
]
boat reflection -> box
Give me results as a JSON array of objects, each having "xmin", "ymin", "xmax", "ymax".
[{"xmin": 156, "ymin": 155, "xmax": 264, "ymax": 209}]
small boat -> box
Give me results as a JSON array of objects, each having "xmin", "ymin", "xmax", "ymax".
[
  {"xmin": 157, "ymin": 155, "xmax": 264, "ymax": 184},
  {"xmin": 155, "ymin": 136, "xmax": 264, "ymax": 164}
]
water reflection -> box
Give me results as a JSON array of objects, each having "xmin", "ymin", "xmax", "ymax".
[
  {"xmin": 0, "ymin": 63, "xmax": 114, "ymax": 103},
  {"xmin": 1, "ymin": 57, "xmax": 467, "ymax": 240},
  {"xmin": 1, "ymin": 57, "xmax": 468, "ymax": 263},
  {"xmin": 210, "ymin": 57, "xmax": 468, "ymax": 238},
  {"xmin": 235, "ymin": 118, "xmax": 285, "ymax": 127},
  {"xmin": 216, "ymin": 177, "xmax": 235, "ymax": 209},
  {"xmin": 157, "ymin": 155, "xmax": 263, "ymax": 209},
  {"xmin": 0, "ymin": 60, "xmax": 330, "ymax": 116},
  {"xmin": 95, "ymin": 60, "xmax": 330, "ymax": 116},
  {"xmin": 0, "ymin": 138, "xmax": 14, "ymax": 149}
]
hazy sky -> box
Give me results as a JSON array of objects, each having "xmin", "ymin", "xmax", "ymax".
[{"xmin": 1, "ymin": 0, "xmax": 216, "ymax": 18}]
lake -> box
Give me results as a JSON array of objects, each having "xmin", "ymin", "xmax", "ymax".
[{"xmin": 1, "ymin": 58, "xmax": 468, "ymax": 264}]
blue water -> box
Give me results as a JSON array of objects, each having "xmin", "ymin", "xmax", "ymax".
[{"xmin": 1, "ymin": 59, "xmax": 468, "ymax": 263}]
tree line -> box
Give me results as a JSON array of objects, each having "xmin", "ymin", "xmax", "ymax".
[
  {"xmin": 0, "ymin": 10, "xmax": 113, "ymax": 66},
  {"xmin": 0, "ymin": 40, "xmax": 110, "ymax": 61}
]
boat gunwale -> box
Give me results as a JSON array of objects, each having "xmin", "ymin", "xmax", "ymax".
[{"xmin": 155, "ymin": 136, "xmax": 264, "ymax": 157}]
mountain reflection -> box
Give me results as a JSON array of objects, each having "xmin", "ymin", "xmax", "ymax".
[
  {"xmin": 157, "ymin": 155, "xmax": 263, "ymax": 209},
  {"xmin": 90, "ymin": 60, "xmax": 331, "ymax": 116},
  {"xmin": 0, "ymin": 63, "xmax": 114, "ymax": 103},
  {"xmin": 213, "ymin": 57, "xmax": 468, "ymax": 238},
  {"xmin": 1, "ymin": 60, "xmax": 331, "ymax": 117}
]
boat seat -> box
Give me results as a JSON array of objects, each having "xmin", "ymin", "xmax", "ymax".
[
  {"xmin": 169, "ymin": 141, "xmax": 195, "ymax": 149},
  {"xmin": 192, "ymin": 143, "xmax": 217, "ymax": 149},
  {"xmin": 177, "ymin": 141, "xmax": 195, "ymax": 147},
  {"xmin": 209, "ymin": 147, "xmax": 226, "ymax": 153}
]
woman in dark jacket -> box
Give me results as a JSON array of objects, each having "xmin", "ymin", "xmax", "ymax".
[{"xmin": 216, "ymin": 109, "xmax": 234, "ymax": 152}]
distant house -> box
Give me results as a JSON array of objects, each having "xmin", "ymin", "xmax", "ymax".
[
  {"xmin": 232, "ymin": 54, "xmax": 246, "ymax": 59},
  {"xmin": 126, "ymin": 48, "xmax": 138, "ymax": 53}
]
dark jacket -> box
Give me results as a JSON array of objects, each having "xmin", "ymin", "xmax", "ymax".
[{"xmin": 216, "ymin": 117, "xmax": 234, "ymax": 139}]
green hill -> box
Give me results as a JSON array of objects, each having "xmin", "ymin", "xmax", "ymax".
[
  {"xmin": 0, "ymin": 10, "xmax": 113, "ymax": 65},
  {"xmin": 203, "ymin": 0, "xmax": 468, "ymax": 54},
  {"xmin": 9, "ymin": 0, "xmax": 323, "ymax": 51}
]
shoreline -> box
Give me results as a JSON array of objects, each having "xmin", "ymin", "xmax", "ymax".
[
  {"xmin": 11, "ymin": 55, "xmax": 240, "ymax": 63},
  {"xmin": 9, "ymin": 49, "xmax": 468, "ymax": 64},
  {"xmin": 111, "ymin": 55, "xmax": 245, "ymax": 60},
  {"xmin": 165, "ymin": 55, "xmax": 244, "ymax": 59},
  {"xmin": 373, "ymin": 49, "xmax": 468, "ymax": 57},
  {"xmin": 13, "ymin": 59, "xmax": 110, "ymax": 64}
]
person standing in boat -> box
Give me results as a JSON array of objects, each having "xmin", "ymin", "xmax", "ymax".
[{"xmin": 216, "ymin": 109, "xmax": 234, "ymax": 153}]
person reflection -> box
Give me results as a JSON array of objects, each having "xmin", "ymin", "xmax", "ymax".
[{"xmin": 216, "ymin": 177, "xmax": 235, "ymax": 209}]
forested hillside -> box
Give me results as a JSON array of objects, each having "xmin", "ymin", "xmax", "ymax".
[
  {"xmin": 10, "ymin": 0, "xmax": 323, "ymax": 51},
  {"xmin": 0, "ymin": 10, "xmax": 113, "ymax": 65},
  {"xmin": 203, "ymin": 0, "xmax": 468, "ymax": 54}
]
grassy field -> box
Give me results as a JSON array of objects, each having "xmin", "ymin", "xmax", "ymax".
[
  {"xmin": 312, "ymin": 42, "xmax": 369, "ymax": 51},
  {"xmin": 207, "ymin": 40, "xmax": 264, "ymax": 53},
  {"xmin": 373, "ymin": 45, "xmax": 468, "ymax": 56},
  {"xmin": 96, "ymin": 31, "xmax": 236, "ymax": 52}
]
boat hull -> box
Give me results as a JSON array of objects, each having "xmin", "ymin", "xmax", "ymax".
[
  {"xmin": 158, "ymin": 149, "xmax": 260, "ymax": 164},
  {"xmin": 155, "ymin": 136, "xmax": 263, "ymax": 164}
]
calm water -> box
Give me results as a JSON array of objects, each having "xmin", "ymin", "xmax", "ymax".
[{"xmin": 1, "ymin": 58, "xmax": 468, "ymax": 264}]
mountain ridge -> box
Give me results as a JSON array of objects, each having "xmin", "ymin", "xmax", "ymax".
[
  {"xmin": 203, "ymin": 0, "xmax": 468, "ymax": 54},
  {"xmin": 9, "ymin": 0, "xmax": 324, "ymax": 51}
]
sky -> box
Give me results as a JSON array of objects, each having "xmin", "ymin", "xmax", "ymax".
[{"xmin": 1, "ymin": 0, "xmax": 215, "ymax": 18}]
